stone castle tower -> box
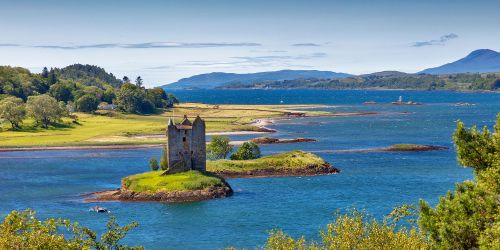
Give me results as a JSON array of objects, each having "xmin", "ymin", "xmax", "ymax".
[{"xmin": 166, "ymin": 115, "xmax": 206, "ymax": 173}]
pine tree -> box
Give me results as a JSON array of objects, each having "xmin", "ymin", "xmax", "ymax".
[
  {"xmin": 41, "ymin": 67, "xmax": 49, "ymax": 78},
  {"xmin": 122, "ymin": 76, "xmax": 130, "ymax": 84},
  {"xmin": 48, "ymin": 70, "xmax": 57, "ymax": 85},
  {"xmin": 135, "ymin": 76, "xmax": 143, "ymax": 87}
]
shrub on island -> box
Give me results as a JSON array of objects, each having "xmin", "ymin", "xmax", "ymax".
[
  {"xmin": 230, "ymin": 141, "xmax": 261, "ymax": 160},
  {"xmin": 149, "ymin": 158, "xmax": 159, "ymax": 171}
]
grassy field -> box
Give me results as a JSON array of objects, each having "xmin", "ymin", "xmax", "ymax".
[
  {"xmin": 0, "ymin": 103, "xmax": 330, "ymax": 148},
  {"xmin": 206, "ymin": 150, "xmax": 327, "ymax": 173},
  {"xmin": 123, "ymin": 170, "xmax": 225, "ymax": 193}
]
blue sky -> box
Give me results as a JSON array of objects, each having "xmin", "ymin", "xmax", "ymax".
[{"xmin": 1, "ymin": 0, "xmax": 499, "ymax": 86}]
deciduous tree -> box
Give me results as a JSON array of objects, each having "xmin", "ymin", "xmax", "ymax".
[
  {"xmin": 0, "ymin": 209, "xmax": 142, "ymax": 249},
  {"xmin": 207, "ymin": 136, "xmax": 233, "ymax": 159},
  {"xmin": 26, "ymin": 94, "xmax": 66, "ymax": 128},
  {"xmin": 75, "ymin": 94, "xmax": 99, "ymax": 112},
  {"xmin": 0, "ymin": 96, "xmax": 26, "ymax": 129}
]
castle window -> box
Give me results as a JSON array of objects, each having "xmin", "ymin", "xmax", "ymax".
[
  {"xmin": 183, "ymin": 137, "xmax": 186, "ymax": 142},
  {"xmin": 184, "ymin": 130, "xmax": 187, "ymax": 135}
]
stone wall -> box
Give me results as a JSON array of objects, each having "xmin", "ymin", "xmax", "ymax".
[
  {"xmin": 191, "ymin": 117, "xmax": 206, "ymax": 171},
  {"xmin": 166, "ymin": 116, "xmax": 206, "ymax": 173}
]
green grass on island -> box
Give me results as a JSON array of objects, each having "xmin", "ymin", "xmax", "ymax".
[
  {"xmin": 207, "ymin": 150, "xmax": 328, "ymax": 173},
  {"xmin": 123, "ymin": 170, "xmax": 225, "ymax": 193},
  {"xmin": 0, "ymin": 103, "xmax": 331, "ymax": 148}
]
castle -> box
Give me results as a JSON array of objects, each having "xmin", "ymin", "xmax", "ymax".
[{"xmin": 165, "ymin": 115, "xmax": 206, "ymax": 173}]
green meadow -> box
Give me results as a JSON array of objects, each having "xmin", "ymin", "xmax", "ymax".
[{"xmin": 0, "ymin": 103, "xmax": 330, "ymax": 148}]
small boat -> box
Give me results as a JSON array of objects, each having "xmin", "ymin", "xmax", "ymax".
[
  {"xmin": 454, "ymin": 102, "xmax": 475, "ymax": 106},
  {"xmin": 89, "ymin": 206, "xmax": 110, "ymax": 213},
  {"xmin": 363, "ymin": 101, "xmax": 377, "ymax": 105}
]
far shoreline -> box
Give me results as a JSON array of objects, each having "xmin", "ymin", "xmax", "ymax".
[{"xmin": 213, "ymin": 87, "xmax": 500, "ymax": 93}]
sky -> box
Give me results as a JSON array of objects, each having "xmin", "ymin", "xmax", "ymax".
[{"xmin": 1, "ymin": 0, "xmax": 500, "ymax": 87}]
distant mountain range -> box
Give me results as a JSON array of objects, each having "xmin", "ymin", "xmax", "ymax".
[
  {"xmin": 420, "ymin": 49, "xmax": 500, "ymax": 74},
  {"xmin": 163, "ymin": 70, "xmax": 351, "ymax": 89},
  {"xmin": 163, "ymin": 49, "xmax": 500, "ymax": 89}
]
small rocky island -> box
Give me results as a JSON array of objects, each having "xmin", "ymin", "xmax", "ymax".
[
  {"xmin": 381, "ymin": 144, "xmax": 448, "ymax": 152},
  {"xmin": 207, "ymin": 150, "xmax": 339, "ymax": 178},
  {"xmin": 88, "ymin": 116, "xmax": 338, "ymax": 203}
]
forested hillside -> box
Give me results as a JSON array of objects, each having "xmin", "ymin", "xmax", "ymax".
[
  {"xmin": 221, "ymin": 72, "xmax": 500, "ymax": 91},
  {"xmin": 52, "ymin": 64, "xmax": 123, "ymax": 88},
  {"xmin": 0, "ymin": 64, "xmax": 178, "ymax": 130}
]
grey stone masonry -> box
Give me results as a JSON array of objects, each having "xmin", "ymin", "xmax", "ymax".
[{"xmin": 166, "ymin": 115, "xmax": 206, "ymax": 174}]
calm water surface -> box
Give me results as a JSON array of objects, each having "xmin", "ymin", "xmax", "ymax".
[{"xmin": 1, "ymin": 90, "xmax": 499, "ymax": 249}]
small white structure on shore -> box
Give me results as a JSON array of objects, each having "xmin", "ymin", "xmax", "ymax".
[{"xmin": 98, "ymin": 102, "xmax": 116, "ymax": 110}]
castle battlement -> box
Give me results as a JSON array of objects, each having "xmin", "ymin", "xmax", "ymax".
[{"xmin": 166, "ymin": 115, "xmax": 206, "ymax": 174}]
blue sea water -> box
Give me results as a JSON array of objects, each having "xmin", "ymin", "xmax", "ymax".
[{"xmin": 0, "ymin": 89, "xmax": 499, "ymax": 249}]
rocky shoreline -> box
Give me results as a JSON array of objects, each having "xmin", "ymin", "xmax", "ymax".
[{"xmin": 85, "ymin": 182, "xmax": 233, "ymax": 203}]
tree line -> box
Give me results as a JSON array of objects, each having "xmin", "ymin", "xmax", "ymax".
[
  {"xmin": 221, "ymin": 72, "xmax": 500, "ymax": 91},
  {"xmin": 0, "ymin": 64, "xmax": 178, "ymax": 129}
]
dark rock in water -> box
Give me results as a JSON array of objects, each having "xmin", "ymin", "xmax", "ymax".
[
  {"xmin": 254, "ymin": 127, "xmax": 276, "ymax": 133},
  {"xmin": 250, "ymin": 137, "xmax": 316, "ymax": 144}
]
